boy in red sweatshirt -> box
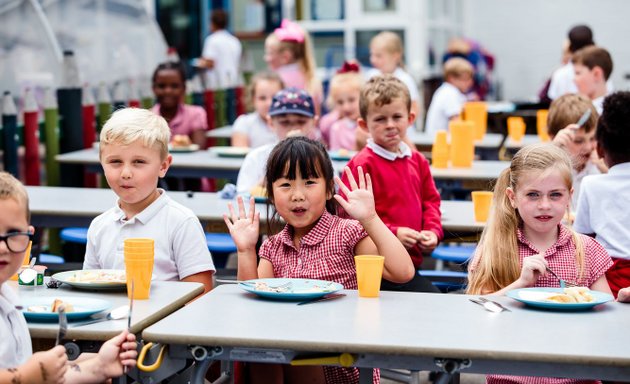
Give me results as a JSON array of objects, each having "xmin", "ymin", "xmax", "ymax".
[{"xmin": 341, "ymin": 74, "xmax": 443, "ymax": 292}]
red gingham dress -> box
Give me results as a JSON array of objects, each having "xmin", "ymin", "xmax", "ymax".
[
  {"xmin": 260, "ymin": 210, "xmax": 379, "ymax": 384},
  {"xmin": 486, "ymin": 224, "xmax": 612, "ymax": 384}
]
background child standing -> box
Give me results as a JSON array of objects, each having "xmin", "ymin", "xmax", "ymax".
[
  {"xmin": 574, "ymin": 92, "xmax": 630, "ymax": 299},
  {"xmin": 231, "ymin": 71, "xmax": 284, "ymax": 148},
  {"xmin": 366, "ymin": 31, "xmax": 420, "ymax": 119},
  {"xmin": 341, "ymin": 75, "xmax": 442, "ymax": 293},
  {"xmin": 424, "ymin": 57, "xmax": 474, "ymax": 135},
  {"xmin": 264, "ymin": 19, "xmax": 323, "ymax": 114},
  {"xmin": 84, "ymin": 108, "xmax": 215, "ymax": 293},
  {"xmin": 0, "ymin": 172, "xmax": 138, "ymax": 383},
  {"xmin": 323, "ymin": 62, "xmax": 364, "ymax": 150},
  {"xmin": 572, "ymin": 45, "xmax": 614, "ymax": 114},
  {"xmin": 225, "ymin": 136, "xmax": 414, "ymax": 384}
]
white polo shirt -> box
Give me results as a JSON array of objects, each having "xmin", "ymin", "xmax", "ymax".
[
  {"xmin": 574, "ymin": 162, "xmax": 630, "ymax": 259},
  {"xmin": 572, "ymin": 160, "xmax": 601, "ymax": 209},
  {"xmin": 232, "ymin": 112, "xmax": 278, "ymax": 149},
  {"xmin": 202, "ymin": 30, "xmax": 242, "ymax": 86},
  {"xmin": 84, "ymin": 190, "xmax": 215, "ymax": 280},
  {"xmin": 0, "ymin": 283, "xmax": 32, "ymax": 368},
  {"xmin": 236, "ymin": 143, "xmax": 275, "ymax": 196},
  {"xmin": 424, "ymin": 82, "xmax": 467, "ymax": 135}
]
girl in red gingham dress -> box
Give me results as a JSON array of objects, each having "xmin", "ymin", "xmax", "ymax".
[
  {"xmin": 224, "ymin": 136, "xmax": 415, "ymax": 384},
  {"xmin": 467, "ymin": 143, "xmax": 613, "ymax": 384}
]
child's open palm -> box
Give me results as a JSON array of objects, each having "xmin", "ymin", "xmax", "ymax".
[
  {"xmin": 224, "ymin": 196, "xmax": 260, "ymax": 252},
  {"xmin": 334, "ymin": 166, "xmax": 377, "ymax": 223}
]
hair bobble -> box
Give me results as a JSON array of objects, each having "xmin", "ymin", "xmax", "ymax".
[
  {"xmin": 336, "ymin": 61, "xmax": 360, "ymax": 74},
  {"xmin": 274, "ymin": 19, "xmax": 305, "ymax": 43}
]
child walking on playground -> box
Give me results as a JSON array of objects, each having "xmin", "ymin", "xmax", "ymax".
[
  {"xmin": 224, "ymin": 136, "xmax": 414, "ymax": 384},
  {"xmin": 467, "ymin": 143, "xmax": 613, "ymax": 383}
]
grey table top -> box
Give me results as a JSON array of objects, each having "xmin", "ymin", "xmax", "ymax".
[
  {"xmin": 206, "ymin": 125, "xmax": 233, "ymax": 139},
  {"xmin": 12, "ymin": 280, "xmax": 203, "ymax": 341},
  {"xmin": 25, "ymin": 186, "xmax": 484, "ymax": 234},
  {"xmin": 430, "ymin": 160, "xmax": 508, "ymax": 181},
  {"xmin": 142, "ymin": 284, "xmax": 630, "ymax": 378},
  {"xmin": 503, "ymin": 134, "xmax": 543, "ymax": 150}
]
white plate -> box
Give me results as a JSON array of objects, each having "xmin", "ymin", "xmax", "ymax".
[
  {"xmin": 169, "ymin": 144, "xmax": 200, "ymax": 153},
  {"xmin": 21, "ymin": 296, "xmax": 111, "ymax": 322},
  {"xmin": 52, "ymin": 269, "xmax": 127, "ymax": 290}
]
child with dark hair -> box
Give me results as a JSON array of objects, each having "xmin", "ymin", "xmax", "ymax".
[
  {"xmin": 574, "ymin": 91, "xmax": 630, "ymax": 300},
  {"xmin": 225, "ymin": 136, "xmax": 414, "ymax": 384}
]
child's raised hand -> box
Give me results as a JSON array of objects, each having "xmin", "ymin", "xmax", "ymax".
[
  {"xmin": 224, "ymin": 196, "xmax": 260, "ymax": 252},
  {"xmin": 516, "ymin": 253, "xmax": 548, "ymax": 288},
  {"xmin": 418, "ymin": 230, "xmax": 438, "ymax": 252},
  {"xmin": 334, "ymin": 166, "xmax": 377, "ymax": 224},
  {"xmin": 552, "ymin": 123, "xmax": 579, "ymax": 149},
  {"xmin": 22, "ymin": 345, "xmax": 67, "ymax": 383},
  {"xmin": 396, "ymin": 227, "xmax": 421, "ymax": 249}
]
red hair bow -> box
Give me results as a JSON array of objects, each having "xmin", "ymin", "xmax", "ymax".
[{"xmin": 337, "ymin": 61, "xmax": 360, "ymax": 74}]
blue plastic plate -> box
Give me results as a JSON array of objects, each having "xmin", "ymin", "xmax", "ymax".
[
  {"xmin": 507, "ymin": 287, "xmax": 613, "ymax": 311},
  {"xmin": 21, "ymin": 296, "xmax": 111, "ymax": 322},
  {"xmin": 239, "ymin": 278, "xmax": 343, "ymax": 301}
]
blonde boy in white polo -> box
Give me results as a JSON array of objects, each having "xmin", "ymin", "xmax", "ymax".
[{"xmin": 84, "ymin": 108, "xmax": 214, "ymax": 292}]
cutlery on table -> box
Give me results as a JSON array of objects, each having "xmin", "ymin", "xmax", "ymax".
[
  {"xmin": 477, "ymin": 296, "xmax": 511, "ymax": 312},
  {"xmin": 71, "ymin": 305, "xmax": 130, "ymax": 328},
  {"xmin": 469, "ymin": 297, "xmax": 507, "ymax": 313},
  {"xmin": 56, "ymin": 305, "xmax": 67, "ymax": 346},
  {"xmin": 297, "ymin": 293, "xmax": 346, "ymax": 306}
]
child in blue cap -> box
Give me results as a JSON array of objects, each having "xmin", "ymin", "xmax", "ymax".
[{"xmin": 236, "ymin": 87, "xmax": 319, "ymax": 196}]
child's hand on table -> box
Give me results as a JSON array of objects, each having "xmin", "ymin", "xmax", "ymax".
[
  {"xmin": 618, "ymin": 287, "xmax": 630, "ymax": 303},
  {"xmin": 418, "ymin": 230, "xmax": 438, "ymax": 252},
  {"xmin": 224, "ymin": 196, "xmax": 260, "ymax": 253},
  {"xmin": 334, "ymin": 166, "xmax": 377, "ymax": 224}
]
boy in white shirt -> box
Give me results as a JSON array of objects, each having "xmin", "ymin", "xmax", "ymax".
[
  {"xmin": 84, "ymin": 108, "xmax": 215, "ymax": 293},
  {"xmin": 0, "ymin": 171, "xmax": 138, "ymax": 382},
  {"xmin": 197, "ymin": 9, "xmax": 242, "ymax": 87},
  {"xmin": 236, "ymin": 87, "xmax": 318, "ymax": 196},
  {"xmin": 574, "ymin": 92, "xmax": 630, "ymax": 300},
  {"xmin": 424, "ymin": 58, "xmax": 474, "ymax": 135},
  {"xmin": 572, "ymin": 45, "xmax": 613, "ymax": 115}
]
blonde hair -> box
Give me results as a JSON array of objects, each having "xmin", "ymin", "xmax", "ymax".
[
  {"xmin": 247, "ymin": 70, "xmax": 284, "ymax": 111},
  {"xmin": 267, "ymin": 31, "xmax": 322, "ymax": 98},
  {"xmin": 359, "ymin": 74, "xmax": 410, "ymax": 120},
  {"xmin": 547, "ymin": 94, "xmax": 598, "ymax": 137},
  {"xmin": 100, "ymin": 108, "xmax": 170, "ymax": 160},
  {"xmin": 443, "ymin": 57, "xmax": 474, "ymax": 79},
  {"xmin": 370, "ymin": 31, "xmax": 404, "ymax": 67},
  {"xmin": 326, "ymin": 71, "xmax": 364, "ymax": 110},
  {"xmin": 467, "ymin": 143, "xmax": 586, "ymax": 294},
  {"xmin": 0, "ymin": 171, "xmax": 30, "ymax": 221}
]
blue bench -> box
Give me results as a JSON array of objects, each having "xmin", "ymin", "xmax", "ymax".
[
  {"xmin": 431, "ymin": 243, "xmax": 476, "ymax": 270},
  {"xmin": 418, "ymin": 270, "xmax": 468, "ymax": 293},
  {"xmin": 205, "ymin": 233, "xmax": 237, "ymax": 269},
  {"xmin": 60, "ymin": 227, "xmax": 88, "ymax": 244}
]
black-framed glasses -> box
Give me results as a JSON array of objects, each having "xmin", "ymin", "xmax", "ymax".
[{"xmin": 0, "ymin": 232, "xmax": 32, "ymax": 253}]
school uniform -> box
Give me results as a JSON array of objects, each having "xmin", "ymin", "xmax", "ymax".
[
  {"xmin": 201, "ymin": 29, "xmax": 242, "ymax": 86},
  {"xmin": 84, "ymin": 189, "xmax": 215, "ymax": 281},
  {"xmin": 329, "ymin": 118, "xmax": 358, "ymax": 151},
  {"xmin": 0, "ymin": 283, "xmax": 32, "ymax": 368},
  {"xmin": 236, "ymin": 143, "xmax": 274, "ymax": 196},
  {"xmin": 424, "ymin": 82, "xmax": 467, "ymax": 135},
  {"xmin": 574, "ymin": 162, "xmax": 630, "ymax": 297},
  {"xmin": 366, "ymin": 67, "xmax": 420, "ymax": 103},
  {"xmin": 232, "ymin": 112, "xmax": 277, "ymax": 149},
  {"xmin": 151, "ymin": 104, "xmax": 208, "ymax": 137},
  {"xmin": 259, "ymin": 210, "xmax": 378, "ymax": 384},
  {"xmin": 571, "ymin": 160, "xmax": 600, "ymax": 209}
]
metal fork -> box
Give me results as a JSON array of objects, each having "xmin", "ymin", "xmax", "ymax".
[{"xmin": 545, "ymin": 267, "xmax": 578, "ymax": 288}]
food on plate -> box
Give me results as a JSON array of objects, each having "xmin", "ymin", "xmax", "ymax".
[
  {"xmin": 338, "ymin": 148, "xmax": 349, "ymax": 157},
  {"xmin": 26, "ymin": 305, "xmax": 48, "ymax": 313},
  {"xmin": 171, "ymin": 134, "xmax": 192, "ymax": 148},
  {"xmin": 253, "ymin": 281, "xmax": 290, "ymax": 293},
  {"xmin": 547, "ymin": 287, "xmax": 594, "ymax": 303},
  {"xmin": 66, "ymin": 270, "xmax": 126, "ymax": 284},
  {"xmin": 51, "ymin": 298, "xmax": 74, "ymax": 313}
]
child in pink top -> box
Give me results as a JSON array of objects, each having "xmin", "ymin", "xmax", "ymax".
[
  {"xmin": 325, "ymin": 61, "xmax": 364, "ymax": 151},
  {"xmin": 151, "ymin": 61, "xmax": 208, "ymax": 148},
  {"xmin": 467, "ymin": 143, "xmax": 612, "ymax": 384},
  {"xmin": 224, "ymin": 136, "xmax": 414, "ymax": 384}
]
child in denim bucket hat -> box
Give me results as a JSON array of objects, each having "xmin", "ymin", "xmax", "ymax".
[{"xmin": 237, "ymin": 87, "xmax": 319, "ymax": 196}]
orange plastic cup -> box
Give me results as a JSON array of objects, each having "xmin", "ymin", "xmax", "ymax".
[
  {"xmin": 124, "ymin": 258, "xmax": 154, "ymax": 300},
  {"xmin": 431, "ymin": 131, "xmax": 449, "ymax": 169},
  {"xmin": 449, "ymin": 120, "xmax": 474, "ymax": 168},
  {"xmin": 536, "ymin": 110, "xmax": 550, "ymax": 142},
  {"xmin": 507, "ymin": 117, "xmax": 526, "ymax": 142},
  {"xmin": 472, "ymin": 191, "xmax": 494, "ymax": 222},
  {"xmin": 124, "ymin": 238, "xmax": 154, "ymax": 248},
  {"xmin": 463, "ymin": 102, "xmax": 488, "ymax": 140},
  {"xmin": 354, "ymin": 255, "xmax": 385, "ymax": 298}
]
